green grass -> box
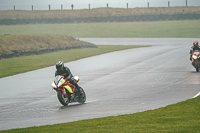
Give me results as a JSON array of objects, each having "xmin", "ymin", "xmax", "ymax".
[
  {"xmin": 0, "ymin": 45, "xmax": 149, "ymax": 78},
  {"xmin": 0, "ymin": 20, "xmax": 200, "ymax": 38},
  {"xmin": 1, "ymin": 96, "xmax": 200, "ymax": 133}
]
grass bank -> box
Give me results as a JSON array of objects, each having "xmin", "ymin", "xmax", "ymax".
[
  {"xmin": 0, "ymin": 45, "xmax": 149, "ymax": 78},
  {"xmin": 1, "ymin": 96, "xmax": 200, "ymax": 133},
  {"xmin": 0, "ymin": 20, "xmax": 200, "ymax": 38},
  {"xmin": 0, "ymin": 34, "xmax": 95, "ymax": 54}
]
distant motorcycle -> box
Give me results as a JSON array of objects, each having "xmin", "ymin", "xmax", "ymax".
[
  {"xmin": 51, "ymin": 75, "xmax": 86, "ymax": 106},
  {"xmin": 191, "ymin": 50, "xmax": 200, "ymax": 72}
]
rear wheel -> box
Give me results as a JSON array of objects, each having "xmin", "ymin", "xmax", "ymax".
[
  {"xmin": 57, "ymin": 90, "xmax": 70, "ymax": 106},
  {"xmin": 78, "ymin": 87, "xmax": 86, "ymax": 104}
]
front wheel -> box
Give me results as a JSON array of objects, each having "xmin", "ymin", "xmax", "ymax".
[
  {"xmin": 57, "ymin": 90, "xmax": 70, "ymax": 106},
  {"xmin": 78, "ymin": 87, "xmax": 86, "ymax": 104},
  {"xmin": 195, "ymin": 65, "xmax": 199, "ymax": 72}
]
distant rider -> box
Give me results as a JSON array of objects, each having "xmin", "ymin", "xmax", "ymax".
[
  {"xmin": 55, "ymin": 61, "xmax": 83, "ymax": 96},
  {"xmin": 190, "ymin": 41, "xmax": 200, "ymax": 61}
]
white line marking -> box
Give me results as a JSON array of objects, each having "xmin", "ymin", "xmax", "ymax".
[{"xmin": 192, "ymin": 92, "xmax": 200, "ymax": 98}]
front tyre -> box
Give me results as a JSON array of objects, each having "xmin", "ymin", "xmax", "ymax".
[
  {"xmin": 57, "ymin": 90, "xmax": 70, "ymax": 106},
  {"xmin": 78, "ymin": 87, "xmax": 86, "ymax": 104},
  {"xmin": 196, "ymin": 67, "xmax": 199, "ymax": 72}
]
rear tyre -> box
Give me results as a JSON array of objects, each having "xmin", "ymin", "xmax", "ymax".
[
  {"xmin": 57, "ymin": 90, "xmax": 70, "ymax": 106},
  {"xmin": 78, "ymin": 87, "xmax": 86, "ymax": 104}
]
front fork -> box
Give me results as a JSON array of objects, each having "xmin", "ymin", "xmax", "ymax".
[
  {"xmin": 55, "ymin": 87, "xmax": 75, "ymax": 99},
  {"xmin": 57, "ymin": 88, "xmax": 66, "ymax": 96}
]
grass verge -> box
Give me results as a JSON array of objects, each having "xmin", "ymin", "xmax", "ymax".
[
  {"xmin": 1, "ymin": 96, "xmax": 200, "ymax": 133},
  {"xmin": 0, "ymin": 20, "xmax": 200, "ymax": 38},
  {"xmin": 0, "ymin": 45, "xmax": 150, "ymax": 78}
]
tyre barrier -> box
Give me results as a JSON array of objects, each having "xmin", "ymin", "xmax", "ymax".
[{"xmin": 0, "ymin": 44, "xmax": 98, "ymax": 59}]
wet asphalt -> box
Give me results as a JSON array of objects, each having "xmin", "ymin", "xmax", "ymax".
[{"xmin": 0, "ymin": 38, "xmax": 200, "ymax": 130}]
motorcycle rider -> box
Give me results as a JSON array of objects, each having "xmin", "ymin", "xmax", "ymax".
[
  {"xmin": 190, "ymin": 41, "xmax": 200, "ymax": 61},
  {"xmin": 55, "ymin": 61, "xmax": 83, "ymax": 96}
]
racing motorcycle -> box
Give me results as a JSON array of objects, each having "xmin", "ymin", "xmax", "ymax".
[
  {"xmin": 191, "ymin": 50, "xmax": 200, "ymax": 72},
  {"xmin": 51, "ymin": 75, "xmax": 86, "ymax": 106}
]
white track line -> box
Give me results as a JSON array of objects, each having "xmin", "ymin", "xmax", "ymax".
[{"xmin": 192, "ymin": 92, "xmax": 200, "ymax": 99}]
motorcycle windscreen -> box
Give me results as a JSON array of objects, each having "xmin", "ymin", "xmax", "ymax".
[{"xmin": 54, "ymin": 75, "xmax": 65, "ymax": 87}]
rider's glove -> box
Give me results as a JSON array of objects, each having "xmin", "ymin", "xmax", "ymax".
[{"xmin": 65, "ymin": 77, "xmax": 71, "ymax": 82}]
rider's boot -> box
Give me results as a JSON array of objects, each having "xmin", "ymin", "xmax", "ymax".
[{"xmin": 75, "ymin": 84, "xmax": 83, "ymax": 96}]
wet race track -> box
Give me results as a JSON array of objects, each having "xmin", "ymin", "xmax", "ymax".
[{"xmin": 1, "ymin": 38, "xmax": 200, "ymax": 130}]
